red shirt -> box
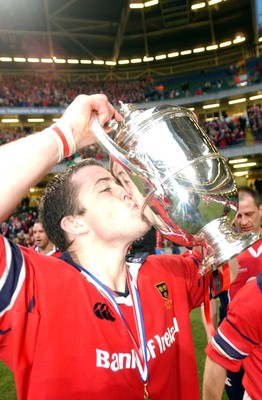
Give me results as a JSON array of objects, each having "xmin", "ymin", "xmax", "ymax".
[
  {"xmin": 230, "ymin": 239, "xmax": 262, "ymax": 299},
  {"xmin": 206, "ymin": 273, "xmax": 262, "ymax": 400},
  {"xmin": 31, "ymin": 245, "xmax": 62, "ymax": 258},
  {"xmin": 0, "ymin": 236, "xmax": 204, "ymax": 400}
]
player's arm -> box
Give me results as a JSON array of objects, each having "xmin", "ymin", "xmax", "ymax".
[
  {"xmin": 200, "ymin": 299, "xmax": 217, "ymax": 342},
  {"xmin": 228, "ymin": 257, "xmax": 240, "ymax": 282},
  {"xmin": 0, "ymin": 94, "xmax": 121, "ymax": 223},
  {"xmin": 200, "ymin": 257, "xmax": 239, "ymax": 340},
  {"xmin": 203, "ymin": 356, "xmax": 226, "ymax": 400}
]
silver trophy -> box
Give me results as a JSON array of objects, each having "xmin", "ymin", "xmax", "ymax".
[{"xmin": 92, "ymin": 103, "xmax": 260, "ymax": 275}]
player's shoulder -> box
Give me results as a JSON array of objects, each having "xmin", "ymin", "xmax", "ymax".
[
  {"xmin": 19, "ymin": 243, "xmax": 79, "ymax": 277},
  {"xmin": 257, "ymin": 271, "xmax": 262, "ymax": 292},
  {"xmin": 244, "ymin": 272, "xmax": 262, "ymax": 294},
  {"xmin": 241, "ymin": 239, "xmax": 262, "ymax": 259},
  {"xmin": 231, "ymin": 273, "xmax": 262, "ymax": 308}
]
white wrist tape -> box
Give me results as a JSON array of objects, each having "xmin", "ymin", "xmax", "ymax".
[{"xmin": 47, "ymin": 121, "xmax": 76, "ymax": 163}]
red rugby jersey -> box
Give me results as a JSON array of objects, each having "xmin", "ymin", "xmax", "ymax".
[
  {"xmin": 206, "ymin": 273, "xmax": 262, "ymax": 400},
  {"xmin": 0, "ymin": 236, "xmax": 204, "ymax": 400},
  {"xmin": 230, "ymin": 239, "xmax": 262, "ymax": 300}
]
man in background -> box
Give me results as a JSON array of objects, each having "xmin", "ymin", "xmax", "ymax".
[
  {"xmin": 229, "ymin": 186, "xmax": 262, "ymax": 299},
  {"xmin": 32, "ymin": 220, "xmax": 61, "ymax": 257}
]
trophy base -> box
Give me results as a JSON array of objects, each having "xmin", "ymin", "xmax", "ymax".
[{"xmin": 197, "ymin": 217, "xmax": 261, "ymax": 276}]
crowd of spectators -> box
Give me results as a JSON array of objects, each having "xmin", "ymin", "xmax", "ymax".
[
  {"xmin": 0, "ymin": 127, "xmax": 30, "ymax": 145},
  {"xmin": 247, "ymin": 104, "xmax": 262, "ymax": 143},
  {"xmin": 0, "ymin": 75, "xmax": 153, "ymax": 107},
  {"xmin": 0, "ymin": 75, "xmax": 236, "ymax": 106},
  {"xmin": 0, "ymin": 57, "xmax": 261, "ymax": 107},
  {"xmin": 0, "ymin": 198, "xmax": 39, "ymax": 247},
  {"xmin": 200, "ymin": 115, "xmax": 247, "ymax": 148}
]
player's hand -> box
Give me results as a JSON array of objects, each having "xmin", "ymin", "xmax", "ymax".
[{"xmin": 60, "ymin": 94, "xmax": 122, "ymax": 150}]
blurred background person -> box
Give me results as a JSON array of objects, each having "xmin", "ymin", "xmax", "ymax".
[{"xmin": 32, "ymin": 220, "xmax": 61, "ymax": 257}]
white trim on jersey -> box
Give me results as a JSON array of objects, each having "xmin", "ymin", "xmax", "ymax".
[
  {"xmin": 115, "ymin": 262, "xmax": 142, "ymax": 306},
  {"xmin": 212, "ymin": 327, "xmax": 249, "ymax": 360},
  {"xmin": 0, "ymin": 237, "xmax": 12, "ymax": 291},
  {"xmin": 248, "ymin": 244, "xmax": 262, "ymax": 258},
  {"xmin": 0, "ymin": 237, "xmax": 26, "ymax": 317}
]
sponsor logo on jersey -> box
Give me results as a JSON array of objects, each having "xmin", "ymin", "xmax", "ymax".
[
  {"xmin": 94, "ymin": 302, "xmax": 115, "ymax": 321},
  {"xmin": 225, "ymin": 377, "xmax": 232, "ymax": 387},
  {"xmin": 155, "ymin": 282, "xmax": 168, "ymax": 299},
  {"xmin": 238, "ymin": 267, "xmax": 248, "ymax": 274},
  {"xmin": 164, "ymin": 299, "xmax": 172, "ymax": 309},
  {"xmin": 125, "ymin": 253, "xmax": 148, "ymax": 264},
  {"xmin": 96, "ymin": 317, "xmax": 179, "ymax": 371}
]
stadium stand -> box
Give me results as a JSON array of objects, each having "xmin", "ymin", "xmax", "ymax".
[{"xmin": 0, "ymin": 57, "xmax": 261, "ymax": 106}]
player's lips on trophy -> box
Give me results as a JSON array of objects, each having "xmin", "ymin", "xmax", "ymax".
[
  {"xmin": 92, "ymin": 103, "xmax": 261, "ymax": 275},
  {"xmin": 112, "ymin": 161, "xmax": 165, "ymax": 228}
]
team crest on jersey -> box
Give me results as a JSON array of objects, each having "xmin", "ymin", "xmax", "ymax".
[{"xmin": 155, "ymin": 282, "xmax": 168, "ymax": 299}]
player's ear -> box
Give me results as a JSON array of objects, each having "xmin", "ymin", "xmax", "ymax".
[{"xmin": 60, "ymin": 215, "xmax": 89, "ymax": 235}]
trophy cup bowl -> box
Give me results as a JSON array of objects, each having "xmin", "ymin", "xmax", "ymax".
[{"xmin": 92, "ymin": 103, "xmax": 260, "ymax": 275}]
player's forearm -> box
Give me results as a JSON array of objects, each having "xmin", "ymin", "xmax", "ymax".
[
  {"xmin": 202, "ymin": 356, "xmax": 226, "ymax": 400},
  {"xmin": 228, "ymin": 257, "xmax": 240, "ymax": 282},
  {"xmin": 0, "ymin": 130, "xmax": 61, "ymax": 222}
]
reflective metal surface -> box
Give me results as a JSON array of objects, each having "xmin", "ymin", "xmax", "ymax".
[{"xmin": 93, "ymin": 103, "xmax": 260, "ymax": 275}]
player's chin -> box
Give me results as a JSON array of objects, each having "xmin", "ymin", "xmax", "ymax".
[{"xmin": 241, "ymin": 228, "xmax": 253, "ymax": 234}]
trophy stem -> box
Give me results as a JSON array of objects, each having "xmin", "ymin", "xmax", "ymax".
[{"xmin": 197, "ymin": 217, "xmax": 261, "ymax": 276}]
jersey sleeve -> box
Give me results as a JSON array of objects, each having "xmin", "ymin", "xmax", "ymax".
[
  {"xmin": 0, "ymin": 236, "xmax": 39, "ymax": 371},
  {"xmin": 0, "ymin": 236, "xmax": 26, "ymax": 318},
  {"xmin": 206, "ymin": 276, "xmax": 262, "ymax": 372}
]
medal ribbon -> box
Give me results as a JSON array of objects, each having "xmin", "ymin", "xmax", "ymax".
[{"xmin": 78, "ymin": 265, "xmax": 149, "ymax": 383}]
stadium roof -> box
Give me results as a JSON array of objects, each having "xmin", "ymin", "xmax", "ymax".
[{"xmin": 0, "ymin": 0, "xmax": 259, "ymax": 79}]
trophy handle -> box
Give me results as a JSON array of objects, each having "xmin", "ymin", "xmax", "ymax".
[{"xmin": 92, "ymin": 117, "xmax": 145, "ymax": 176}]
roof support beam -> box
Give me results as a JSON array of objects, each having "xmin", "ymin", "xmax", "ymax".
[
  {"xmin": 0, "ymin": 29, "xmax": 111, "ymax": 41},
  {"xmin": 112, "ymin": 1, "xmax": 131, "ymax": 61},
  {"xmin": 49, "ymin": 0, "xmax": 78, "ymax": 19},
  {"xmin": 44, "ymin": 0, "xmax": 54, "ymax": 60},
  {"xmin": 51, "ymin": 19, "xmax": 98, "ymax": 58}
]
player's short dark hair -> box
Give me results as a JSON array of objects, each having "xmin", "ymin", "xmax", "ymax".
[
  {"xmin": 39, "ymin": 158, "xmax": 104, "ymax": 252},
  {"xmin": 238, "ymin": 186, "xmax": 261, "ymax": 208}
]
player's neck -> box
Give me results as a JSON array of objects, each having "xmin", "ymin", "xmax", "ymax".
[
  {"xmin": 38, "ymin": 242, "xmax": 55, "ymax": 255},
  {"xmin": 70, "ymin": 245, "xmax": 128, "ymax": 293}
]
